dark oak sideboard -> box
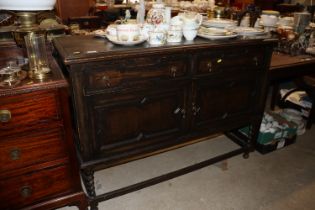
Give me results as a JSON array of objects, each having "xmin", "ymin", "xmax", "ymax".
[
  {"xmin": 53, "ymin": 35, "xmax": 275, "ymax": 209},
  {"xmin": 0, "ymin": 44, "xmax": 88, "ymax": 210}
]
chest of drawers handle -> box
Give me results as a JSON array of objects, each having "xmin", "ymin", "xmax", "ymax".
[
  {"xmin": 0, "ymin": 109, "xmax": 11, "ymax": 123},
  {"xmin": 20, "ymin": 185, "xmax": 32, "ymax": 198},
  {"xmin": 10, "ymin": 148, "xmax": 21, "ymax": 160}
]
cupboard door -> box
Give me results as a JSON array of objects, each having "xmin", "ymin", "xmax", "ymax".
[
  {"xmin": 192, "ymin": 73, "xmax": 258, "ymax": 131},
  {"xmin": 88, "ymin": 87, "xmax": 187, "ymax": 158}
]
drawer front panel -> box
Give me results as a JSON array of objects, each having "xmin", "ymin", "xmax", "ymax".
[
  {"xmin": 193, "ymin": 73, "xmax": 258, "ymax": 129},
  {"xmin": 84, "ymin": 54, "xmax": 189, "ymax": 92},
  {"xmin": 0, "ymin": 164, "xmax": 74, "ymax": 210},
  {"xmin": 0, "ymin": 127, "xmax": 67, "ymax": 173},
  {"xmin": 0, "ymin": 90, "xmax": 60, "ymax": 137},
  {"xmin": 196, "ymin": 47, "xmax": 264, "ymax": 75},
  {"xmin": 88, "ymin": 87, "xmax": 187, "ymax": 157}
]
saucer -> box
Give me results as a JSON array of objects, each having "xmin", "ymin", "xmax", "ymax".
[
  {"xmin": 107, "ymin": 35, "xmax": 147, "ymax": 46},
  {"xmin": 230, "ymin": 27, "xmax": 266, "ymax": 36},
  {"xmin": 197, "ymin": 32, "xmax": 238, "ymax": 40},
  {"xmin": 93, "ymin": 29, "xmax": 107, "ymax": 38}
]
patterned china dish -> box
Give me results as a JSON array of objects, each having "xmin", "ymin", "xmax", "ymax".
[
  {"xmin": 106, "ymin": 35, "xmax": 147, "ymax": 46},
  {"xmin": 198, "ymin": 26, "xmax": 237, "ymax": 40}
]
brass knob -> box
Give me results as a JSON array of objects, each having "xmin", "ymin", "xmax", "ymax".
[
  {"xmin": 0, "ymin": 110, "xmax": 11, "ymax": 123},
  {"xmin": 207, "ymin": 61, "xmax": 212, "ymax": 72},
  {"xmin": 10, "ymin": 148, "xmax": 21, "ymax": 160},
  {"xmin": 170, "ymin": 66, "xmax": 177, "ymax": 77},
  {"xmin": 217, "ymin": 58, "xmax": 223, "ymax": 64},
  {"xmin": 20, "ymin": 186, "xmax": 32, "ymax": 198}
]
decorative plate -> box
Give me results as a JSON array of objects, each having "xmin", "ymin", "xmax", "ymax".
[
  {"xmin": 197, "ymin": 32, "xmax": 238, "ymax": 40},
  {"xmin": 230, "ymin": 27, "xmax": 266, "ymax": 36},
  {"xmin": 202, "ymin": 19, "xmax": 237, "ymax": 28}
]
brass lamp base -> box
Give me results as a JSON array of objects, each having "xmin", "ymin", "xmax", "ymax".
[{"xmin": 28, "ymin": 68, "xmax": 51, "ymax": 81}]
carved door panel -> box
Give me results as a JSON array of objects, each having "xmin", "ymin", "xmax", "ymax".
[
  {"xmin": 88, "ymin": 87, "xmax": 187, "ymax": 158},
  {"xmin": 192, "ymin": 73, "xmax": 258, "ymax": 132}
]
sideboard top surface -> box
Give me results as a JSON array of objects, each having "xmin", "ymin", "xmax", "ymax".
[{"xmin": 53, "ymin": 35, "xmax": 276, "ymax": 65}]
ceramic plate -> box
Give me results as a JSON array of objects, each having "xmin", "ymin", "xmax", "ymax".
[
  {"xmin": 202, "ymin": 19, "xmax": 237, "ymax": 28},
  {"xmin": 197, "ymin": 32, "xmax": 238, "ymax": 40},
  {"xmin": 231, "ymin": 27, "xmax": 266, "ymax": 36},
  {"xmin": 107, "ymin": 35, "xmax": 147, "ymax": 46},
  {"xmin": 199, "ymin": 26, "xmax": 229, "ymax": 36},
  {"xmin": 93, "ymin": 29, "xmax": 107, "ymax": 38}
]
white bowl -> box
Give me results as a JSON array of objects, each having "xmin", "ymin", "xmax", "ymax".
[{"xmin": 0, "ymin": 0, "xmax": 56, "ymax": 10}]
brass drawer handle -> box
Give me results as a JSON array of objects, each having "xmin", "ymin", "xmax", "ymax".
[
  {"xmin": 170, "ymin": 66, "xmax": 177, "ymax": 77},
  {"xmin": 0, "ymin": 109, "xmax": 11, "ymax": 123},
  {"xmin": 10, "ymin": 148, "xmax": 21, "ymax": 160},
  {"xmin": 253, "ymin": 56, "xmax": 258, "ymax": 66},
  {"xmin": 20, "ymin": 185, "xmax": 32, "ymax": 198},
  {"xmin": 207, "ymin": 61, "xmax": 212, "ymax": 72},
  {"xmin": 140, "ymin": 97, "xmax": 147, "ymax": 104},
  {"xmin": 192, "ymin": 104, "xmax": 200, "ymax": 116},
  {"xmin": 102, "ymin": 75, "xmax": 111, "ymax": 87},
  {"xmin": 221, "ymin": 112, "xmax": 228, "ymax": 119},
  {"xmin": 174, "ymin": 107, "xmax": 186, "ymax": 119},
  {"xmin": 136, "ymin": 132, "xmax": 144, "ymax": 141}
]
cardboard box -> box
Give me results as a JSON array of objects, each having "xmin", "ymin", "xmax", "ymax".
[
  {"xmin": 240, "ymin": 111, "xmax": 298, "ymax": 145},
  {"xmin": 256, "ymin": 136, "xmax": 297, "ymax": 154}
]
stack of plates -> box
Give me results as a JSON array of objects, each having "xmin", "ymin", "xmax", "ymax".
[
  {"xmin": 202, "ymin": 19, "xmax": 237, "ymax": 28},
  {"xmin": 198, "ymin": 26, "xmax": 238, "ymax": 40},
  {"xmin": 229, "ymin": 26, "xmax": 266, "ymax": 36}
]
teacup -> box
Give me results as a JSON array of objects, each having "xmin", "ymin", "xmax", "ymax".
[
  {"xmin": 106, "ymin": 24, "xmax": 117, "ymax": 36},
  {"xmin": 148, "ymin": 30, "xmax": 166, "ymax": 45},
  {"xmin": 167, "ymin": 25, "xmax": 182, "ymax": 43},
  {"xmin": 183, "ymin": 26, "xmax": 197, "ymax": 41},
  {"xmin": 116, "ymin": 24, "xmax": 140, "ymax": 42},
  {"xmin": 140, "ymin": 23, "xmax": 155, "ymax": 39}
]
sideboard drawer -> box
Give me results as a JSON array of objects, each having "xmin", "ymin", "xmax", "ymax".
[
  {"xmin": 84, "ymin": 54, "xmax": 189, "ymax": 92},
  {"xmin": 0, "ymin": 90, "xmax": 61, "ymax": 137},
  {"xmin": 196, "ymin": 47, "xmax": 264, "ymax": 75},
  {"xmin": 0, "ymin": 164, "xmax": 74, "ymax": 210},
  {"xmin": 0, "ymin": 127, "xmax": 67, "ymax": 173}
]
